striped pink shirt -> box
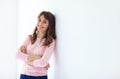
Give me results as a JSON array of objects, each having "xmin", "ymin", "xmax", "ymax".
[{"xmin": 16, "ymin": 36, "xmax": 56, "ymax": 76}]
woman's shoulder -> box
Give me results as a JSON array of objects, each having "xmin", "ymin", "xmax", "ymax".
[
  {"xmin": 50, "ymin": 39, "xmax": 56, "ymax": 46},
  {"xmin": 52, "ymin": 38, "xmax": 56, "ymax": 43}
]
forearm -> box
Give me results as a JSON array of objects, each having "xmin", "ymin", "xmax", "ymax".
[
  {"xmin": 16, "ymin": 49, "xmax": 29, "ymax": 62},
  {"xmin": 25, "ymin": 54, "xmax": 50, "ymax": 70}
]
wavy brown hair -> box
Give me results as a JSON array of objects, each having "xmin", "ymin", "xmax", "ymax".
[{"xmin": 29, "ymin": 11, "xmax": 56, "ymax": 46}]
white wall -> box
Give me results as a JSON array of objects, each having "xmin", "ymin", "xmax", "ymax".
[
  {"xmin": 54, "ymin": 0, "xmax": 120, "ymax": 79},
  {"xmin": 0, "ymin": 0, "xmax": 17, "ymax": 79}
]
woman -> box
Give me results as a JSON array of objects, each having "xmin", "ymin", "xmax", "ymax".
[{"xmin": 16, "ymin": 11, "xmax": 56, "ymax": 79}]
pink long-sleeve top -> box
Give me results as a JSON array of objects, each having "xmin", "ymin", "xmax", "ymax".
[{"xmin": 16, "ymin": 36, "xmax": 56, "ymax": 76}]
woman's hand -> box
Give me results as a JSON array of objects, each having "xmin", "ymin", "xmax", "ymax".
[
  {"xmin": 20, "ymin": 46, "xmax": 27, "ymax": 54},
  {"xmin": 27, "ymin": 60, "xmax": 50, "ymax": 69},
  {"xmin": 44, "ymin": 63, "xmax": 50, "ymax": 70},
  {"xmin": 26, "ymin": 55, "xmax": 41, "ymax": 66},
  {"xmin": 26, "ymin": 55, "xmax": 50, "ymax": 69},
  {"xmin": 28, "ymin": 55, "xmax": 41, "ymax": 62}
]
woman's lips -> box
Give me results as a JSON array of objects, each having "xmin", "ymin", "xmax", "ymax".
[{"xmin": 37, "ymin": 26, "xmax": 44, "ymax": 28}]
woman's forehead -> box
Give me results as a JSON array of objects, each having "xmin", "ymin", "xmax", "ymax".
[{"xmin": 39, "ymin": 15, "xmax": 47, "ymax": 20}]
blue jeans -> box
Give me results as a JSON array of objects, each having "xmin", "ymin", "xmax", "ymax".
[{"xmin": 20, "ymin": 74, "xmax": 48, "ymax": 79}]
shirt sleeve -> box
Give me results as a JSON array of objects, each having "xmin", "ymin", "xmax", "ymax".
[
  {"xmin": 15, "ymin": 36, "xmax": 30, "ymax": 62},
  {"xmin": 33, "ymin": 39, "xmax": 56, "ymax": 67}
]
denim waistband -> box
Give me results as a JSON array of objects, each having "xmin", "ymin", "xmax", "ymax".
[{"xmin": 20, "ymin": 74, "xmax": 47, "ymax": 79}]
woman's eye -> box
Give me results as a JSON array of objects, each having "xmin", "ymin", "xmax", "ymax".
[
  {"xmin": 43, "ymin": 21, "xmax": 46, "ymax": 24},
  {"xmin": 38, "ymin": 19, "xmax": 41, "ymax": 22}
]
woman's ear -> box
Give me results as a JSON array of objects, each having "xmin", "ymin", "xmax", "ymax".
[{"xmin": 36, "ymin": 30, "xmax": 38, "ymax": 34}]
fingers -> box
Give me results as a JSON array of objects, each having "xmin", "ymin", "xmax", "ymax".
[
  {"xmin": 20, "ymin": 46, "xmax": 27, "ymax": 54},
  {"xmin": 27, "ymin": 55, "xmax": 41, "ymax": 67},
  {"xmin": 26, "ymin": 56, "xmax": 50, "ymax": 69},
  {"xmin": 44, "ymin": 63, "xmax": 50, "ymax": 70},
  {"xmin": 26, "ymin": 61, "xmax": 34, "ymax": 67},
  {"xmin": 28, "ymin": 55, "xmax": 41, "ymax": 62}
]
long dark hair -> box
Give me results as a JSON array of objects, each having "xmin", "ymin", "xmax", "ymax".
[{"xmin": 29, "ymin": 11, "xmax": 56, "ymax": 46}]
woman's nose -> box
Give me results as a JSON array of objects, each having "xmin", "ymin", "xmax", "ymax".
[{"xmin": 38, "ymin": 22, "xmax": 42, "ymax": 26}]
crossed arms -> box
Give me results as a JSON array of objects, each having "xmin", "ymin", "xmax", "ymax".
[{"xmin": 17, "ymin": 45, "xmax": 50, "ymax": 69}]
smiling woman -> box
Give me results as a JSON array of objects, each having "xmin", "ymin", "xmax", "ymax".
[{"xmin": 16, "ymin": 11, "xmax": 56, "ymax": 79}]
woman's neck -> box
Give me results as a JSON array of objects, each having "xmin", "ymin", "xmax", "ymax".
[{"xmin": 37, "ymin": 31, "xmax": 45, "ymax": 39}]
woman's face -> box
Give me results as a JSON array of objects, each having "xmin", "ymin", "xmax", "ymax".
[{"xmin": 37, "ymin": 15, "xmax": 49, "ymax": 32}]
